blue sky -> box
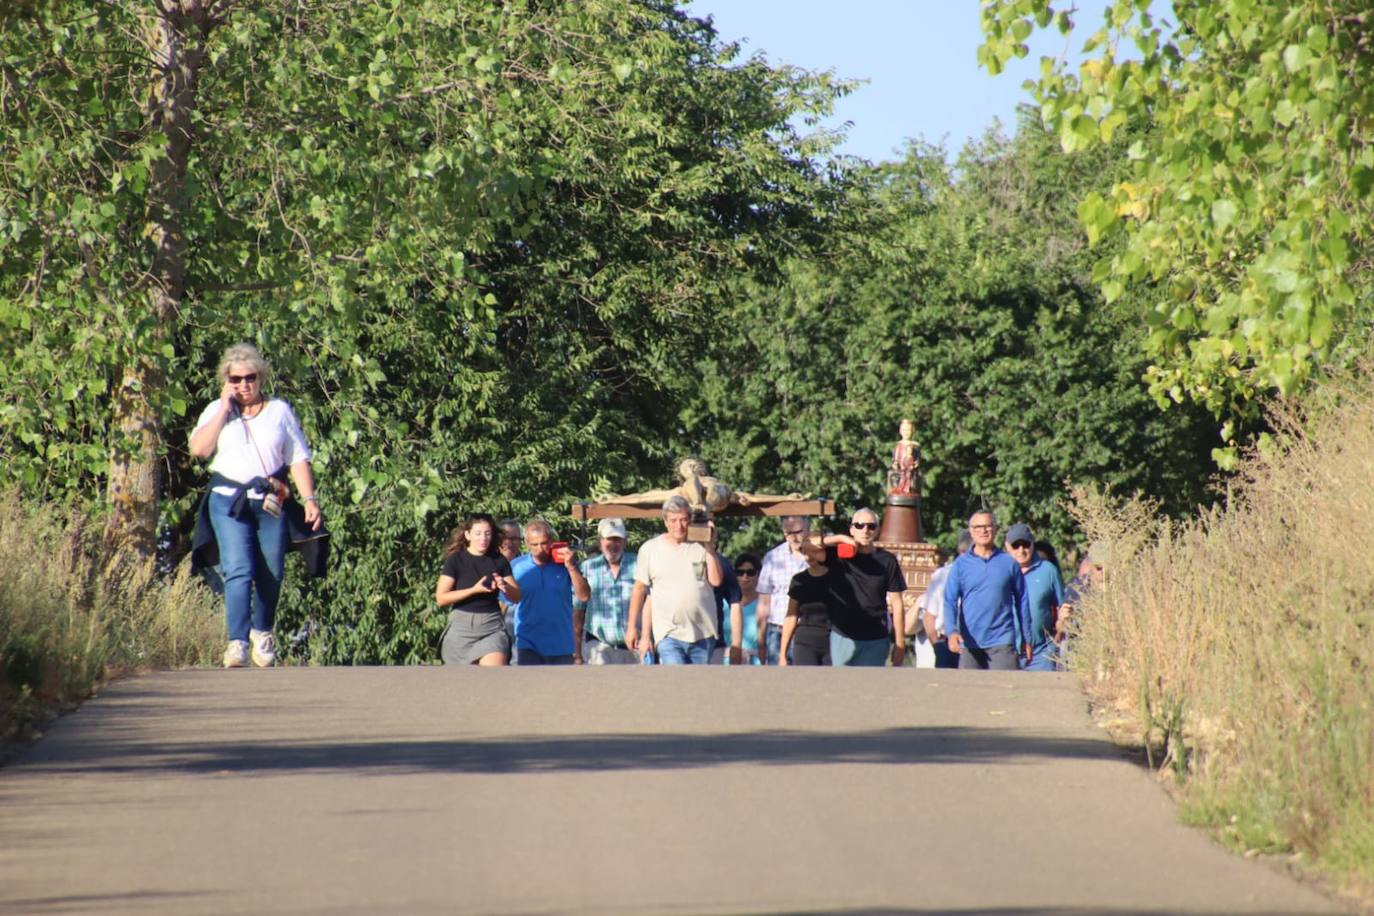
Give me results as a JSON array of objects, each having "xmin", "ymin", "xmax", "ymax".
[{"xmin": 681, "ymin": 1, "xmax": 1118, "ymax": 163}]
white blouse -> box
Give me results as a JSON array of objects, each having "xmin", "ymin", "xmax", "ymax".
[{"xmin": 193, "ymin": 398, "xmax": 312, "ymax": 498}]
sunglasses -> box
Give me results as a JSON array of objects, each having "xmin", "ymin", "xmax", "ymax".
[
  {"xmin": 851, "ymin": 522, "xmax": 878, "ymax": 530},
  {"xmin": 227, "ymin": 373, "xmax": 258, "ymax": 384},
  {"xmin": 1010, "ymin": 541, "xmax": 1033, "ymax": 550},
  {"xmin": 736, "ymin": 568, "xmax": 758, "ymax": 576}
]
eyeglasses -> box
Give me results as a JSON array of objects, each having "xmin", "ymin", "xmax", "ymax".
[
  {"xmin": 1009, "ymin": 541, "xmax": 1033, "ymax": 550},
  {"xmin": 783, "ymin": 529, "xmax": 805, "ymax": 537},
  {"xmin": 736, "ymin": 568, "xmax": 758, "ymax": 576},
  {"xmin": 851, "ymin": 522, "xmax": 878, "ymax": 531},
  {"xmin": 971, "ymin": 524, "xmax": 996, "ymax": 532},
  {"xmin": 227, "ymin": 373, "xmax": 258, "ymax": 384}
]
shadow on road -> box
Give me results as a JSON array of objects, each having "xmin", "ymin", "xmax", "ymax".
[
  {"xmin": 21, "ymin": 725, "xmax": 1139, "ymax": 777},
  {"xmin": 780, "ymin": 910, "xmax": 1312, "ymax": 915},
  {"xmin": 2, "ymin": 890, "xmax": 208, "ymax": 913}
]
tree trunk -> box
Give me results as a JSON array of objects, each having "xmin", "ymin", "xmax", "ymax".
[{"xmin": 104, "ymin": 2, "xmax": 218, "ymax": 555}]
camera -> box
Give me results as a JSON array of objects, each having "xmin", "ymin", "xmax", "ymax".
[
  {"xmin": 261, "ymin": 478, "xmax": 288, "ymax": 518},
  {"xmin": 551, "ymin": 541, "xmax": 572, "ymax": 564}
]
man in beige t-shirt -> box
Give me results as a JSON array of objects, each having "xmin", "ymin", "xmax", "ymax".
[{"xmin": 625, "ymin": 495, "xmax": 723, "ymax": 664}]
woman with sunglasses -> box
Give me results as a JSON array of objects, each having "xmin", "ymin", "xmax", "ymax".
[
  {"xmin": 190, "ymin": 342, "xmax": 321, "ymax": 669},
  {"xmin": 724, "ymin": 552, "xmax": 762, "ymax": 664}
]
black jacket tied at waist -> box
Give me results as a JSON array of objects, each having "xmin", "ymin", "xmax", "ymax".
[{"xmin": 190, "ymin": 470, "xmax": 330, "ymax": 588}]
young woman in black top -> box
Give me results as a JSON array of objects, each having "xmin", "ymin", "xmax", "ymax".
[
  {"xmin": 778, "ymin": 538, "xmax": 841, "ymax": 666},
  {"xmin": 435, "ymin": 513, "xmax": 522, "ymax": 666}
]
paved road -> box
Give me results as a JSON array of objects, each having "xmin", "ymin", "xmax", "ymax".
[{"xmin": 0, "ymin": 667, "xmax": 1339, "ymax": 915}]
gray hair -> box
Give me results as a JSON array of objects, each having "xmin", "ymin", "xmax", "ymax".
[
  {"xmin": 853, "ymin": 506, "xmax": 880, "ymax": 524},
  {"xmin": 968, "ymin": 508, "xmax": 997, "ymax": 526},
  {"xmin": 524, "ymin": 518, "xmax": 554, "ymax": 539},
  {"xmin": 217, "ymin": 342, "xmax": 270, "ymax": 385},
  {"xmin": 662, "ymin": 495, "xmax": 691, "ymax": 517},
  {"xmin": 779, "ymin": 515, "xmax": 809, "ymax": 529}
]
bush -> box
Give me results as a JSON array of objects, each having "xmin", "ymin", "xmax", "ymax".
[
  {"xmin": 1066, "ymin": 370, "xmax": 1374, "ymax": 894},
  {"xmin": 0, "ymin": 490, "xmax": 222, "ymax": 739}
]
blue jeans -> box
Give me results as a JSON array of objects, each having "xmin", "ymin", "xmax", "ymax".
[
  {"xmin": 763, "ymin": 623, "xmax": 793, "ymax": 665},
  {"xmin": 208, "ymin": 492, "xmax": 287, "ymax": 641},
  {"xmin": 1021, "ymin": 640, "xmax": 1058, "ymax": 671},
  {"xmin": 656, "ymin": 636, "xmax": 713, "ymax": 665},
  {"xmin": 829, "ymin": 631, "xmax": 890, "ymax": 666}
]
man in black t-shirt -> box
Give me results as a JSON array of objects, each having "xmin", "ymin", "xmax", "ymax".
[{"xmin": 825, "ymin": 507, "xmax": 907, "ymax": 666}]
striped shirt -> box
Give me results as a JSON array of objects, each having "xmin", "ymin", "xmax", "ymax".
[{"xmin": 574, "ymin": 552, "xmax": 638, "ymax": 646}]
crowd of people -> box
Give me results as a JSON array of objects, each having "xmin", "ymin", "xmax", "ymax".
[
  {"xmin": 189, "ymin": 342, "xmax": 1101, "ymax": 670},
  {"xmin": 433, "ymin": 498, "xmax": 1101, "ymax": 669}
]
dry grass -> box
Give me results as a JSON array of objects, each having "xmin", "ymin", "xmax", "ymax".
[
  {"xmin": 0, "ymin": 489, "xmax": 222, "ymax": 740},
  {"xmin": 1066, "ymin": 372, "xmax": 1374, "ymax": 898}
]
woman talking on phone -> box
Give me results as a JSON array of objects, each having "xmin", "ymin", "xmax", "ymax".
[
  {"xmin": 189, "ymin": 343, "xmax": 322, "ymax": 669},
  {"xmin": 436, "ymin": 513, "xmax": 522, "ymax": 666}
]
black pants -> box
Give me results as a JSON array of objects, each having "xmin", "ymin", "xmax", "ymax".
[{"xmin": 791, "ymin": 637, "xmax": 831, "ymax": 666}]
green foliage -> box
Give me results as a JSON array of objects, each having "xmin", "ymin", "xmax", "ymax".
[
  {"xmin": 693, "ymin": 119, "xmax": 1218, "ymax": 556},
  {"xmin": 0, "ymin": 0, "xmax": 845, "ymax": 662},
  {"xmin": 0, "ymin": 487, "xmax": 221, "ymax": 739},
  {"xmin": 1064, "ymin": 367, "xmax": 1374, "ymax": 892},
  {"xmin": 981, "ymin": 0, "xmax": 1374, "ymax": 448}
]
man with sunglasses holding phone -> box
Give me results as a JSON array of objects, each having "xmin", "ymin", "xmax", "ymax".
[
  {"xmin": 943, "ymin": 510, "xmax": 1032, "ymax": 670},
  {"xmin": 823, "ymin": 508, "xmax": 907, "ymax": 666}
]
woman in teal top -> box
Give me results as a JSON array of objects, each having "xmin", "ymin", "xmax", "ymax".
[{"xmin": 724, "ymin": 552, "xmax": 762, "ymax": 664}]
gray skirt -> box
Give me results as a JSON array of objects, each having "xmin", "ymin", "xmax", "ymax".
[{"xmin": 441, "ymin": 608, "xmax": 510, "ymax": 665}]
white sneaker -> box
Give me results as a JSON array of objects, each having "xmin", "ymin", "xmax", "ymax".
[
  {"xmin": 223, "ymin": 640, "xmax": 250, "ymax": 668},
  {"xmin": 249, "ymin": 629, "xmax": 276, "ymax": 668}
]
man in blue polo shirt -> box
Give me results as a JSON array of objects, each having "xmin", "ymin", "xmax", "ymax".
[
  {"xmin": 510, "ymin": 519, "xmax": 590, "ymax": 665},
  {"xmin": 943, "ymin": 510, "xmax": 1031, "ymax": 671},
  {"xmin": 1005, "ymin": 522, "xmax": 1065, "ymax": 671}
]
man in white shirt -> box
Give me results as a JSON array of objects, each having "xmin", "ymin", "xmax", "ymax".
[
  {"xmin": 625, "ymin": 496, "xmax": 723, "ymax": 664},
  {"xmin": 917, "ymin": 529, "xmax": 970, "ymax": 669}
]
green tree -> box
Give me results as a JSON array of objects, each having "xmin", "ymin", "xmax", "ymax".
[
  {"xmin": 981, "ymin": 0, "xmax": 1374, "ymax": 457},
  {"xmin": 692, "ymin": 119, "xmax": 1218, "ymax": 556},
  {"xmin": 1, "ymin": 0, "xmax": 844, "ymax": 662}
]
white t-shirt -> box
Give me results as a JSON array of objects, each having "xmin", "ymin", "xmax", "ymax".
[
  {"xmin": 193, "ymin": 398, "xmax": 311, "ymax": 498},
  {"xmin": 918, "ymin": 561, "xmax": 955, "ymax": 636},
  {"xmin": 634, "ymin": 534, "xmax": 718, "ymax": 644}
]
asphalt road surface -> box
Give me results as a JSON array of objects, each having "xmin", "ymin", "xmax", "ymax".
[{"xmin": 0, "ymin": 667, "xmax": 1341, "ymax": 915}]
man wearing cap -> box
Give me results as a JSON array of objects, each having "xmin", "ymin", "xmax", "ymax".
[
  {"xmin": 756, "ymin": 515, "xmax": 811, "ymax": 664},
  {"xmin": 1005, "ymin": 522, "xmax": 1064, "ymax": 671},
  {"xmin": 943, "ymin": 510, "xmax": 1032, "ymax": 670},
  {"xmin": 574, "ymin": 518, "xmax": 639, "ymax": 665}
]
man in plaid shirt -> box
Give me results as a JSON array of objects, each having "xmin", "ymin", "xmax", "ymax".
[
  {"xmin": 756, "ymin": 515, "xmax": 811, "ymax": 665},
  {"xmin": 574, "ymin": 518, "xmax": 639, "ymax": 665}
]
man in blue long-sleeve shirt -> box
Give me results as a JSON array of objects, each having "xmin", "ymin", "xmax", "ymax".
[{"xmin": 943, "ymin": 510, "xmax": 1032, "ymax": 670}]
